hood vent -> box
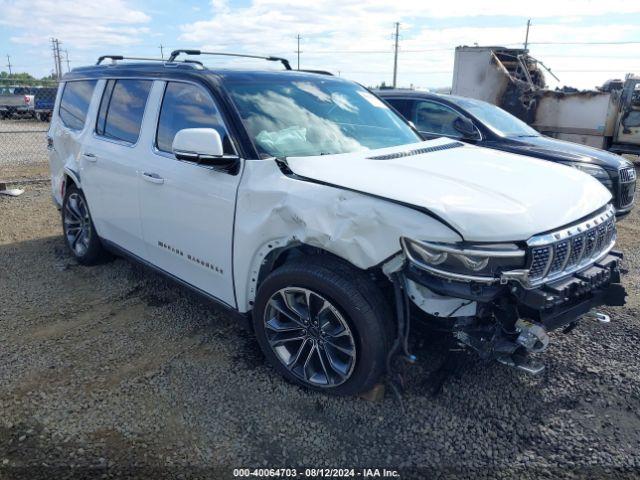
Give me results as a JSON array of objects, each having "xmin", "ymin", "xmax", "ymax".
[{"xmin": 367, "ymin": 141, "xmax": 464, "ymax": 160}]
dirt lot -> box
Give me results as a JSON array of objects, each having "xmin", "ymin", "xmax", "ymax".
[{"xmin": 1, "ymin": 171, "xmax": 640, "ymax": 479}]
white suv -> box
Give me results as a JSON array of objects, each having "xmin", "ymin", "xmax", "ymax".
[{"xmin": 48, "ymin": 51, "xmax": 623, "ymax": 395}]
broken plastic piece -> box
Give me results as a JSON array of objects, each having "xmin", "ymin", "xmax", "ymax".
[{"xmin": 0, "ymin": 185, "xmax": 24, "ymax": 196}]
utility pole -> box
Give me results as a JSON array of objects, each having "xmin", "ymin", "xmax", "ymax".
[
  {"xmin": 524, "ymin": 19, "xmax": 531, "ymax": 50},
  {"xmin": 56, "ymin": 40, "xmax": 63, "ymax": 79},
  {"xmin": 296, "ymin": 34, "xmax": 302, "ymax": 70},
  {"xmin": 159, "ymin": 43, "xmax": 164, "ymax": 59},
  {"xmin": 64, "ymin": 49, "xmax": 70, "ymax": 72},
  {"xmin": 392, "ymin": 22, "xmax": 400, "ymax": 88},
  {"xmin": 5, "ymin": 54, "xmax": 12, "ymax": 76},
  {"xmin": 50, "ymin": 38, "xmax": 63, "ymax": 80}
]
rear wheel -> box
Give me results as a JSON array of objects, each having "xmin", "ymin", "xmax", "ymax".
[
  {"xmin": 253, "ymin": 257, "xmax": 392, "ymax": 396},
  {"xmin": 62, "ymin": 184, "xmax": 108, "ymax": 265}
]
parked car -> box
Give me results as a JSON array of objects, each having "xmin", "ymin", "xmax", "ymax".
[
  {"xmin": 376, "ymin": 89, "xmax": 636, "ymax": 218},
  {"xmin": 48, "ymin": 52, "xmax": 623, "ymax": 395},
  {"xmin": 0, "ymin": 86, "xmax": 34, "ymax": 118},
  {"xmin": 34, "ymin": 87, "xmax": 57, "ymax": 122}
]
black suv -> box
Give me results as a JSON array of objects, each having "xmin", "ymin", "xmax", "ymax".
[{"xmin": 377, "ymin": 89, "xmax": 636, "ymax": 218}]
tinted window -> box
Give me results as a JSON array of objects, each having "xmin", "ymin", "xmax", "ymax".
[
  {"xmin": 412, "ymin": 100, "xmax": 462, "ymax": 137},
  {"xmin": 450, "ymin": 97, "xmax": 538, "ymax": 137},
  {"xmin": 385, "ymin": 98, "xmax": 412, "ymax": 118},
  {"xmin": 59, "ymin": 80, "xmax": 97, "ymax": 130},
  {"xmin": 156, "ymin": 82, "xmax": 233, "ymax": 154},
  {"xmin": 96, "ymin": 79, "xmax": 152, "ymax": 144}
]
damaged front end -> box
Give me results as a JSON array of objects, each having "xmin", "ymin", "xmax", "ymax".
[{"xmin": 387, "ymin": 204, "xmax": 624, "ymax": 375}]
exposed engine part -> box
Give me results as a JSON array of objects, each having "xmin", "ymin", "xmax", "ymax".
[
  {"xmin": 514, "ymin": 318, "xmax": 549, "ymax": 353},
  {"xmin": 386, "ymin": 272, "xmax": 417, "ymax": 405},
  {"xmin": 405, "ymin": 279, "xmax": 477, "ymax": 318}
]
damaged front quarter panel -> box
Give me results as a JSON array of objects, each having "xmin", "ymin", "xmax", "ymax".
[{"xmin": 233, "ymin": 159, "xmax": 462, "ymax": 312}]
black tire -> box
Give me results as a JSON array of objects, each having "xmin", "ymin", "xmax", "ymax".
[
  {"xmin": 61, "ymin": 184, "xmax": 108, "ymax": 265},
  {"xmin": 253, "ymin": 256, "xmax": 392, "ymax": 396}
]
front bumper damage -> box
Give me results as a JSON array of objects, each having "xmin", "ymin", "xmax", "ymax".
[{"xmin": 394, "ymin": 250, "xmax": 624, "ymax": 374}]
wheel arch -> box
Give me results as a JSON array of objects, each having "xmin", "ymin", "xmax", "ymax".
[
  {"xmin": 59, "ymin": 167, "xmax": 81, "ymax": 202},
  {"xmin": 246, "ymin": 240, "xmax": 392, "ymax": 313}
]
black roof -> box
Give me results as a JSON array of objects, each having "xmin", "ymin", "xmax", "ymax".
[
  {"xmin": 375, "ymin": 89, "xmax": 494, "ymax": 107},
  {"xmin": 64, "ymin": 62, "xmax": 345, "ymax": 84}
]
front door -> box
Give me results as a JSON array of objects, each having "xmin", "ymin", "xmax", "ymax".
[{"xmin": 137, "ymin": 80, "xmax": 242, "ymax": 307}]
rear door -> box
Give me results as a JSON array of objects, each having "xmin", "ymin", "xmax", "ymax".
[
  {"xmin": 79, "ymin": 78, "xmax": 153, "ymax": 257},
  {"xmin": 49, "ymin": 79, "xmax": 98, "ymax": 202},
  {"xmin": 136, "ymin": 80, "xmax": 242, "ymax": 307}
]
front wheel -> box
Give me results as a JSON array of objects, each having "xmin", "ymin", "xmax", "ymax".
[
  {"xmin": 253, "ymin": 257, "xmax": 392, "ymax": 396},
  {"xmin": 62, "ymin": 184, "xmax": 108, "ymax": 265}
]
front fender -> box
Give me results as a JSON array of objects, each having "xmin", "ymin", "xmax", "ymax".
[{"xmin": 233, "ymin": 160, "xmax": 462, "ymax": 312}]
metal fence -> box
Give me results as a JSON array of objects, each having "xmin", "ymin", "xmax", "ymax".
[{"xmin": 0, "ymin": 79, "xmax": 58, "ymax": 178}]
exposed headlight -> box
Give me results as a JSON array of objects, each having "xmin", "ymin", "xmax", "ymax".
[
  {"xmin": 401, "ymin": 238, "xmax": 525, "ymax": 282},
  {"xmin": 569, "ymin": 163, "xmax": 612, "ymax": 188}
]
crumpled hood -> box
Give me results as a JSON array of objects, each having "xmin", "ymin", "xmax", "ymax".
[{"xmin": 285, "ymin": 138, "xmax": 613, "ymax": 242}]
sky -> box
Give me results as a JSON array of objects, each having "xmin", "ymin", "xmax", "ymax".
[{"xmin": 1, "ymin": 0, "xmax": 640, "ymax": 90}]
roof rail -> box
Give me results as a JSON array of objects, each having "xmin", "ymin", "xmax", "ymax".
[
  {"xmin": 298, "ymin": 69, "xmax": 334, "ymax": 76},
  {"xmin": 167, "ymin": 49, "xmax": 292, "ymax": 70},
  {"xmin": 96, "ymin": 55, "xmax": 171, "ymax": 65}
]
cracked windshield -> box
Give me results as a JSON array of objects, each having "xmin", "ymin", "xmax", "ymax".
[{"xmin": 226, "ymin": 78, "xmax": 420, "ymax": 158}]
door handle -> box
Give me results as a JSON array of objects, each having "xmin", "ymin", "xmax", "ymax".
[
  {"xmin": 142, "ymin": 172, "xmax": 164, "ymax": 184},
  {"xmin": 82, "ymin": 152, "xmax": 97, "ymax": 162}
]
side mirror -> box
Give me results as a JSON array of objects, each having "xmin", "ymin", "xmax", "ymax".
[
  {"xmin": 453, "ymin": 116, "xmax": 480, "ymax": 140},
  {"xmin": 172, "ymin": 128, "xmax": 239, "ymax": 172}
]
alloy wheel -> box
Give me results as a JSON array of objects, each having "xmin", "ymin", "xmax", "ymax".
[
  {"xmin": 63, "ymin": 192, "xmax": 92, "ymax": 257},
  {"xmin": 263, "ymin": 287, "xmax": 357, "ymax": 387}
]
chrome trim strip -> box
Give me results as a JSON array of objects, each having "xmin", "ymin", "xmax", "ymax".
[
  {"xmin": 541, "ymin": 245, "xmax": 554, "ymax": 278},
  {"xmin": 527, "ymin": 205, "xmax": 615, "ymax": 247},
  {"xmin": 407, "ymin": 261, "xmax": 499, "ymax": 284},
  {"xmin": 409, "ymin": 240, "xmax": 525, "ymax": 258},
  {"xmin": 560, "ymin": 238, "xmax": 572, "ymax": 271}
]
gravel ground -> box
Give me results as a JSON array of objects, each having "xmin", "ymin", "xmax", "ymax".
[{"xmin": 1, "ymin": 175, "xmax": 639, "ymax": 479}]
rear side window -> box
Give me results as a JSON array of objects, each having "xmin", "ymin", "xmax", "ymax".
[
  {"xmin": 156, "ymin": 82, "xmax": 233, "ymax": 154},
  {"xmin": 59, "ymin": 80, "xmax": 97, "ymax": 130},
  {"xmin": 385, "ymin": 98, "xmax": 412, "ymax": 118},
  {"xmin": 96, "ymin": 79, "xmax": 152, "ymax": 144}
]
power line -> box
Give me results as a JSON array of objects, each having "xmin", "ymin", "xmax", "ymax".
[
  {"xmin": 528, "ymin": 40, "xmax": 640, "ymax": 45},
  {"xmin": 5, "ymin": 54, "xmax": 11, "ymax": 76},
  {"xmin": 159, "ymin": 44, "xmax": 164, "ymax": 59},
  {"xmin": 392, "ymin": 22, "xmax": 400, "ymax": 88},
  {"xmin": 64, "ymin": 49, "xmax": 70, "ymax": 72}
]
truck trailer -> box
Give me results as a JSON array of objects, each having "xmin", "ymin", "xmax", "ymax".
[{"xmin": 451, "ymin": 46, "xmax": 640, "ymax": 156}]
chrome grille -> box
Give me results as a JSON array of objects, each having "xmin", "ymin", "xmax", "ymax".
[
  {"xmin": 526, "ymin": 205, "xmax": 616, "ymax": 285},
  {"xmin": 618, "ymin": 166, "xmax": 636, "ymax": 209},
  {"xmin": 548, "ymin": 241, "xmax": 569, "ymax": 274}
]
